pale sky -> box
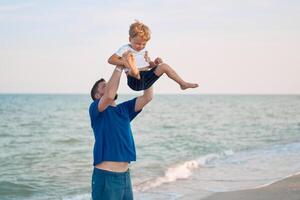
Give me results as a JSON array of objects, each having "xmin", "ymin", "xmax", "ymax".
[{"xmin": 0, "ymin": 0, "xmax": 299, "ymax": 94}]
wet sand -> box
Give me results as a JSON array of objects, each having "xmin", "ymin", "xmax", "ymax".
[{"xmin": 201, "ymin": 174, "xmax": 300, "ymax": 200}]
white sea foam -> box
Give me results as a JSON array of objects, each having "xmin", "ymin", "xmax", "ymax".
[
  {"xmin": 196, "ymin": 153, "xmax": 222, "ymax": 165},
  {"xmin": 136, "ymin": 153, "xmax": 222, "ymax": 191},
  {"xmin": 63, "ymin": 193, "xmax": 90, "ymax": 200},
  {"xmin": 224, "ymin": 149, "xmax": 234, "ymax": 156}
]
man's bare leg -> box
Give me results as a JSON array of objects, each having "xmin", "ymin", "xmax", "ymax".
[
  {"xmin": 154, "ymin": 63, "xmax": 198, "ymax": 90},
  {"xmin": 123, "ymin": 52, "xmax": 140, "ymax": 80}
]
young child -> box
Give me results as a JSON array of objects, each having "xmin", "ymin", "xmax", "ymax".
[{"xmin": 108, "ymin": 20, "xmax": 198, "ymax": 91}]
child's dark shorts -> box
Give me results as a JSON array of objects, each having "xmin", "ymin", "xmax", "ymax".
[{"xmin": 127, "ymin": 66, "xmax": 160, "ymax": 91}]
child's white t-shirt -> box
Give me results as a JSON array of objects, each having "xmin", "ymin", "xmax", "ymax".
[{"xmin": 115, "ymin": 44, "xmax": 149, "ymax": 69}]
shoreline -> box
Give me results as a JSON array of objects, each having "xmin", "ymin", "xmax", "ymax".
[
  {"xmin": 253, "ymin": 171, "xmax": 300, "ymax": 190},
  {"xmin": 200, "ymin": 173, "xmax": 300, "ymax": 200}
]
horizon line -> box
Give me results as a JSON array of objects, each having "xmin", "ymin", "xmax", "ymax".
[{"xmin": 0, "ymin": 92, "xmax": 299, "ymax": 96}]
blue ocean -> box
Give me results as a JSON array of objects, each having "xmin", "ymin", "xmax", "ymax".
[{"xmin": 0, "ymin": 94, "xmax": 300, "ymax": 200}]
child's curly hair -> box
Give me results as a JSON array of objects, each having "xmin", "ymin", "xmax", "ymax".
[{"xmin": 129, "ymin": 20, "xmax": 151, "ymax": 41}]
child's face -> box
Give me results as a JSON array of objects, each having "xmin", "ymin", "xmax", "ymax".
[{"xmin": 129, "ymin": 36, "xmax": 147, "ymax": 51}]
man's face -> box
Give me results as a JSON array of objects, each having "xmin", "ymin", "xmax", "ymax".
[
  {"xmin": 95, "ymin": 81, "xmax": 106, "ymax": 99},
  {"xmin": 129, "ymin": 36, "xmax": 147, "ymax": 51},
  {"xmin": 95, "ymin": 81, "xmax": 118, "ymax": 100}
]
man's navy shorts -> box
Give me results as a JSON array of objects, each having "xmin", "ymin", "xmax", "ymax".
[{"xmin": 91, "ymin": 167, "xmax": 133, "ymax": 200}]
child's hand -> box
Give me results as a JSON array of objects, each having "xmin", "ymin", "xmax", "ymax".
[
  {"xmin": 144, "ymin": 51, "xmax": 151, "ymax": 63},
  {"xmin": 154, "ymin": 57, "xmax": 163, "ymax": 65},
  {"xmin": 149, "ymin": 61, "xmax": 156, "ymax": 68}
]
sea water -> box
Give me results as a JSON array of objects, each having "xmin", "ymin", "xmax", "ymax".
[{"xmin": 0, "ymin": 94, "xmax": 300, "ymax": 200}]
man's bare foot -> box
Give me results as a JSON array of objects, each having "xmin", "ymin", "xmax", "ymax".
[
  {"xmin": 180, "ymin": 82, "xmax": 199, "ymax": 90},
  {"xmin": 124, "ymin": 53, "xmax": 140, "ymax": 79}
]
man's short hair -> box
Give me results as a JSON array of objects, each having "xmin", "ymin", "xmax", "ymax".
[{"xmin": 90, "ymin": 78, "xmax": 105, "ymax": 100}]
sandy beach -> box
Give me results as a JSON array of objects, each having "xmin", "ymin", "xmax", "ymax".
[{"xmin": 201, "ymin": 174, "xmax": 300, "ymax": 200}]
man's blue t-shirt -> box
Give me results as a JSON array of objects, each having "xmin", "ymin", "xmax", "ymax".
[{"xmin": 89, "ymin": 98, "xmax": 141, "ymax": 166}]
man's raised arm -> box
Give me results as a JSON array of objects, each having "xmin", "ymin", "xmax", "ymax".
[
  {"xmin": 98, "ymin": 66, "xmax": 123, "ymax": 112},
  {"xmin": 135, "ymin": 86, "xmax": 153, "ymax": 112}
]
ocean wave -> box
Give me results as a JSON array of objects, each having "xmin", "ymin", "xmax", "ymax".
[
  {"xmin": 55, "ymin": 138, "xmax": 81, "ymax": 144},
  {"xmin": 0, "ymin": 181, "xmax": 36, "ymax": 196},
  {"xmin": 135, "ymin": 152, "xmax": 229, "ymax": 192},
  {"xmin": 135, "ymin": 160, "xmax": 199, "ymax": 191}
]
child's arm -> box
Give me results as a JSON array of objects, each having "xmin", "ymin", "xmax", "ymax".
[
  {"xmin": 144, "ymin": 51, "xmax": 157, "ymax": 68},
  {"xmin": 144, "ymin": 51, "xmax": 164, "ymax": 67},
  {"xmin": 147, "ymin": 57, "xmax": 163, "ymax": 68},
  {"xmin": 108, "ymin": 54, "xmax": 126, "ymax": 67}
]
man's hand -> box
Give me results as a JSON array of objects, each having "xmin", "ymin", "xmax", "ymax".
[
  {"xmin": 121, "ymin": 51, "xmax": 131, "ymax": 61},
  {"xmin": 154, "ymin": 57, "xmax": 163, "ymax": 65}
]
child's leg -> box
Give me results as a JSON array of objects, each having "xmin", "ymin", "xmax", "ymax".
[
  {"xmin": 154, "ymin": 63, "xmax": 198, "ymax": 90},
  {"xmin": 123, "ymin": 53, "xmax": 140, "ymax": 80}
]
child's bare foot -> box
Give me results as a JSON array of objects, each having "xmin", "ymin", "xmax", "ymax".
[
  {"xmin": 124, "ymin": 52, "xmax": 140, "ymax": 79},
  {"xmin": 128, "ymin": 70, "xmax": 141, "ymax": 79},
  {"xmin": 180, "ymin": 82, "xmax": 199, "ymax": 90}
]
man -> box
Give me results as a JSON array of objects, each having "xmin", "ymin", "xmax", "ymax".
[{"xmin": 89, "ymin": 64, "xmax": 153, "ymax": 200}]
